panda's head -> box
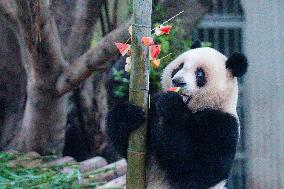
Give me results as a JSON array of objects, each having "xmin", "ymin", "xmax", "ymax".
[{"xmin": 161, "ymin": 44, "xmax": 248, "ymax": 116}]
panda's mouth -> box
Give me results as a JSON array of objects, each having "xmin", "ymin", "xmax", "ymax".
[{"xmin": 180, "ymin": 93, "xmax": 192, "ymax": 105}]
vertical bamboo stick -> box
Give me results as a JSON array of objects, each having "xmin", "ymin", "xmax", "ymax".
[{"xmin": 126, "ymin": 0, "xmax": 152, "ymax": 188}]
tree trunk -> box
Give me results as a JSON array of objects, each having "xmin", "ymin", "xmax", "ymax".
[
  {"xmin": 0, "ymin": 0, "xmax": 109, "ymax": 156},
  {"xmin": 0, "ymin": 22, "xmax": 26, "ymax": 149},
  {"xmin": 14, "ymin": 86, "xmax": 67, "ymax": 155}
]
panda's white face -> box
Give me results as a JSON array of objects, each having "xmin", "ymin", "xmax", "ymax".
[{"xmin": 162, "ymin": 47, "xmax": 238, "ymax": 116}]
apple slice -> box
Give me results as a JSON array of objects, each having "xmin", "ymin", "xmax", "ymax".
[
  {"xmin": 155, "ymin": 25, "xmax": 172, "ymax": 36},
  {"xmin": 141, "ymin": 37, "xmax": 154, "ymax": 46},
  {"xmin": 159, "ymin": 25, "xmax": 172, "ymax": 35},
  {"xmin": 167, "ymin": 87, "xmax": 181, "ymax": 93},
  {"xmin": 114, "ymin": 43, "xmax": 131, "ymax": 56},
  {"xmin": 150, "ymin": 59, "xmax": 160, "ymax": 68},
  {"xmin": 150, "ymin": 45, "xmax": 161, "ymax": 60}
]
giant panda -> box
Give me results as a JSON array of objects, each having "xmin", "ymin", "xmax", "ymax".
[{"xmin": 106, "ymin": 41, "xmax": 248, "ymax": 189}]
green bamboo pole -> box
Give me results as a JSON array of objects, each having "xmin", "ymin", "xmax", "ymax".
[{"xmin": 126, "ymin": 0, "xmax": 152, "ymax": 188}]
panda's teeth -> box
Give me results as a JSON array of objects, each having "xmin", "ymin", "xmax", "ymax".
[
  {"xmin": 181, "ymin": 95, "xmax": 192, "ymax": 105},
  {"xmin": 182, "ymin": 96, "xmax": 189, "ymax": 103}
]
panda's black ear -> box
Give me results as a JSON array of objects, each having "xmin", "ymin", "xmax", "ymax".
[
  {"xmin": 226, "ymin": 53, "xmax": 248, "ymax": 77},
  {"xmin": 191, "ymin": 40, "xmax": 202, "ymax": 49}
]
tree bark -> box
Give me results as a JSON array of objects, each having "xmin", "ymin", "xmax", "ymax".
[
  {"xmin": 61, "ymin": 0, "xmax": 106, "ymax": 160},
  {"xmin": 65, "ymin": 0, "xmax": 105, "ymax": 60},
  {"xmin": 9, "ymin": 0, "xmax": 67, "ymax": 155},
  {"xmin": 0, "ymin": 22, "xmax": 26, "ymax": 149}
]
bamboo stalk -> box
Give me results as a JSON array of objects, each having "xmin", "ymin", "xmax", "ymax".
[{"xmin": 126, "ymin": 0, "xmax": 152, "ymax": 188}]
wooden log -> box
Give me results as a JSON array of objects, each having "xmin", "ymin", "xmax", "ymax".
[
  {"xmin": 84, "ymin": 159, "xmax": 126, "ymax": 182},
  {"xmin": 79, "ymin": 156, "xmax": 108, "ymax": 173},
  {"xmin": 46, "ymin": 156, "xmax": 77, "ymax": 174},
  {"xmin": 47, "ymin": 156, "xmax": 76, "ymax": 166},
  {"xmin": 6, "ymin": 151, "xmax": 42, "ymax": 168},
  {"xmin": 98, "ymin": 175, "xmax": 126, "ymax": 188}
]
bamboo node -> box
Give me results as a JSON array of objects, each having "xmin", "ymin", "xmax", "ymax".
[
  {"xmin": 128, "ymin": 150, "xmax": 146, "ymax": 155},
  {"xmin": 129, "ymin": 88, "xmax": 149, "ymax": 93},
  {"xmin": 132, "ymin": 23, "xmax": 152, "ymax": 28}
]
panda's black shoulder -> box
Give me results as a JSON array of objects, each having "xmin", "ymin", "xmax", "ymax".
[
  {"xmin": 195, "ymin": 109, "xmax": 238, "ymax": 125},
  {"xmin": 193, "ymin": 109, "xmax": 239, "ymax": 139}
]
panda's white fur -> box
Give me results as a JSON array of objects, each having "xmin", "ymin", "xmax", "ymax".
[
  {"xmin": 145, "ymin": 47, "xmax": 239, "ymax": 189},
  {"xmin": 162, "ymin": 47, "xmax": 239, "ymax": 117}
]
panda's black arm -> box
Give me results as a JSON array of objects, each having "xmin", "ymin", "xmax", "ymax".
[
  {"xmin": 150, "ymin": 92, "xmax": 239, "ymax": 188},
  {"xmin": 106, "ymin": 102, "xmax": 145, "ymax": 158},
  {"xmin": 151, "ymin": 92, "xmax": 190, "ymax": 124},
  {"xmin": 148, "ymin": 92, "xmax": 193, "ymax": 175}
]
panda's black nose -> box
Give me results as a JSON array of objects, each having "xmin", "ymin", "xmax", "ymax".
[{"xmin": 172, "ymin": 78, "xmax": 186, "ymax": 87}]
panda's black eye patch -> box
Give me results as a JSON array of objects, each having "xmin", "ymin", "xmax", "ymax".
[
  {"xmin": 195, "ymin": 67, "xmax": 206, "ymax": 87},
  {"xmin": 171, "ymin": 63, "xmax": 184, "ymax": 78}
]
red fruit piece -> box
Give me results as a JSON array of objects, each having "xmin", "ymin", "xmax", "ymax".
[
  {"xmin": 150, "ymin": 45, "xmax": 161, "ymax": 60},
  {"xmin": 150, "ymin": 59, "xmax": 160, "ymax": 68},
  {"xmin": 159, "ymin": 25, "xmax": 172, "ymax": 35},
  {"xmin": 141, "ymin": 37, "xmax": 154, "ymax": 46},
  {"xmin": 114, "ymin": 42, "xmax": 130, "ymax": 56},
  {"xmin": 167, "ymin": 87, "xmax": 181, "ymax": 92}
]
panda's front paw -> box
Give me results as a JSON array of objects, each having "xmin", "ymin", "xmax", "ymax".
[
  {"xmin": 107, "ymin": 102, "xmax": 146, "ymax": 132},
  {"xmin": 126, "ymin": 103, "xmax": 146, "ymax": 128},
  {"xmin": 155, "ymin": 92, "xmax": 187, "ymax": 119}
]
